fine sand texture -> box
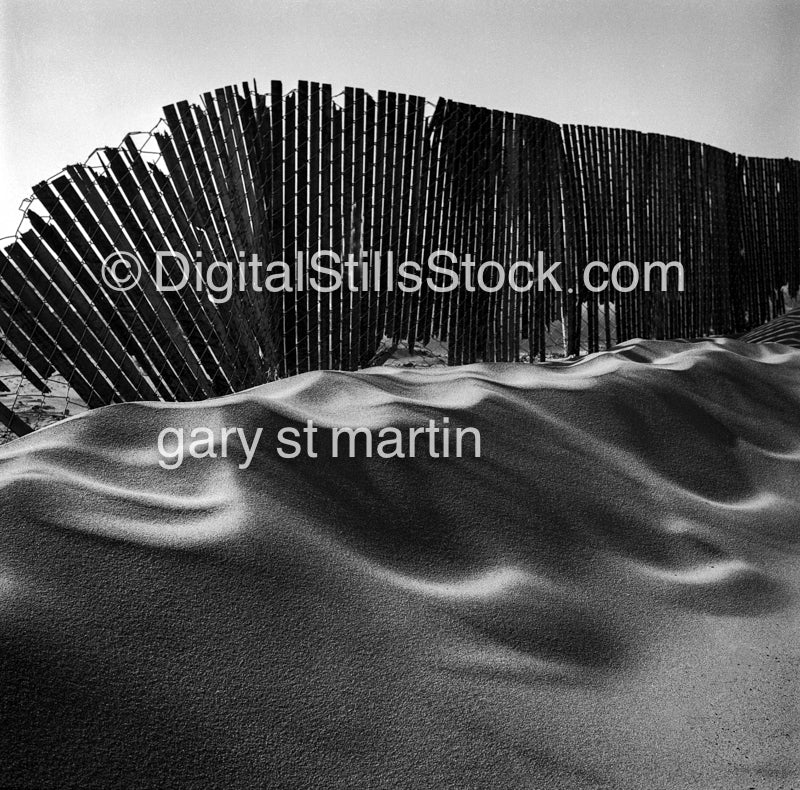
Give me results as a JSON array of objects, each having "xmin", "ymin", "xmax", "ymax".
[{"xmin": 1, "ymin": 338, "xmax": 798, "ymax": 789}]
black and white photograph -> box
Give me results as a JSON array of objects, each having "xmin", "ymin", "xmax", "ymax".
[{"xmin": 1, "ymin": 1, "xmax": 799, "ymax": 787}]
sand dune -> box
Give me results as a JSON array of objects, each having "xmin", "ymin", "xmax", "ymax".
[{"xmin": 1, "ymin": 338, "xmax": 799, "ymax": 788}]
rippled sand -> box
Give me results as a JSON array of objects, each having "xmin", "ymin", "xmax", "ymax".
[{"xmin": 1, "ymin": 338, "xmax": 798, "ymax": 788}]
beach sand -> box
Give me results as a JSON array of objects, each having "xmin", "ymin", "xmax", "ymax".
[
  {"xmin": 0, "ymin": 357, "xmax": 89, "ymax": 444},
  {"xmin": 0, "ymin": 338, "xmax": 798, "ymax": 788}
]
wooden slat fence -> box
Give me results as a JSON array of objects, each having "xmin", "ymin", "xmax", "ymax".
[{"xmin": 1, "ymin": 79, "xmax": 799, "ymax": 437}]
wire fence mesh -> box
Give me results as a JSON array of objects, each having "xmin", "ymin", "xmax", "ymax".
[{"xmin": 2, "ymin": 79, "xmax": 799, "ymax": 443}]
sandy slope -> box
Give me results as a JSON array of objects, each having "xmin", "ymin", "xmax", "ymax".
[{"xmin": 1, "ymin": 338, "xmax": 798, "ymax": 789}]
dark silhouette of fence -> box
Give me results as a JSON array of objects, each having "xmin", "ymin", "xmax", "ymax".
[{"xmin": 1, "ymin": 79, "xmax": 799, "ymax": 438}]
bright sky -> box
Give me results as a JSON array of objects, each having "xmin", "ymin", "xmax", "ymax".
[{"xmin": 1, "ymin": 0, "xmax": 798, "ymax": 237}]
